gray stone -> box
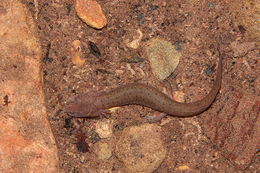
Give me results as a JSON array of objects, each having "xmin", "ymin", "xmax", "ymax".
[{"xmin": 146, "ymin": 38, "xmax": 181, "ymax": 80}]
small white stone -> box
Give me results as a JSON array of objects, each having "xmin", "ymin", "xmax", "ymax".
[
  {"xmin": 125, "ymin": 29, "xmax": 143, "ymax": 49},
  {"xmin": 93, "ymin": 141, "xmax": 112, "ymax": 160},
  {"xmin": 95, "ymin": 119, "xmax": 113, "ymax": 138}
]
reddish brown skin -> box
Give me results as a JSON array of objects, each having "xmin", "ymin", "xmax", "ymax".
[{"xmin": 65, "ymin": 57, "xmax": 222, "ymax": 118}]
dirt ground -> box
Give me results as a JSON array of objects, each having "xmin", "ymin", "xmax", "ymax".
[{"xmin": 23, "ymin": 0, "xmax": 259, "ymax": 172}]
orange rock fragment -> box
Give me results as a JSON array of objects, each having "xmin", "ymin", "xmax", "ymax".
[
  {"xmin": 172, "ymin": 91, "xmax": 185, "ymax": 103},
  {"xmin": 70, "ymin": 40, "xmax": 85, "ymax": 66},
  {"xmin": 75, "ymin": 0, "xmax": 107, "ymax": 29}
]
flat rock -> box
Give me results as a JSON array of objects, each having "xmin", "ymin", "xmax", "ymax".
[
  {"xmin": 0, "ymin": 0, "xmax": 59, "ymax": 172},
  {"xmin": 115, "ymin": 124, "xmax": 167, "ymax": 173},
  {"xmin": 201, "ymin": 88, "xmax": 260, "ymax": 169},
  {"xmin": 75, "ymin": 0, "xmax": 107, "ymax": 29},
  {"xmin": 146, "ymin": 38, "xmax": 180, "ymax": 80}
]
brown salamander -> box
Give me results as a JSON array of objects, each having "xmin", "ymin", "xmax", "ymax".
[{"xmin": 65, "ymin": 56, "xmax": 222, "ymax": 118}]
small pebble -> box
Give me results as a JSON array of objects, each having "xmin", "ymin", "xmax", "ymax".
[
  {"xmin": 113, "ymin": 123, "xmax": 125, "ymax": 131},
  {"xmin": 208, "ymin": 2, "xmax": 215, "ymax": 8},
  {"xmin": 150, "ymin": 5, "xmax": 159, "ymax": 10},
  {"xmin": 93, "ymin": 141, "xmax": 112, "ymax": 160},
  {"xmin": 70, "ymin": 40, "xmax": 85, "ymax": 66},
  {"xmin": 176, "ymin": 165, "xmax": 190, "ymax": 171},
  {"xmin": 95, "ymin": 119, "xmax": 113, "ymax": 138},
  {"xmin": 172, "ymin": 91, "xmax": 185, "ymax": 103},
  {"xmin": 75, "ymin": 0, "xmax": 107, "ymax": 29},
  {"xmin": 63, "ymin": 117, "xmax": 72, "ymax": 128},
  {"xmin": 238, "ymin": 25, "xmax": 246, "ymax": 34},
  {"xmin": 125, "ymin": 29, "xmax": 143, "ymax": 49},
  {"xmin": 88, "ymin": 41, "xmax": 101, "ymax": 57},
  {"xmin": 204, "ymin": 65, "xmax": 213, "ymax": 76},
  {"xmin": 136, "ymin": 13, "xmax": 143, "ymax": 21},
  {"xmin": 44, "ymin": 56, "xmax": 53, "ymax": 63},
  {"xmin": 174, "ymin": 41, "xmax": 182, "ymax": 51}
]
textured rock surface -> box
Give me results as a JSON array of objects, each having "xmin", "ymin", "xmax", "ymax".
[
  {"xmin": 0, "ymin": 0, "xmax": 59, "ymax": 172},
  {"xmin": 228, "ymin": 0, "xmax": 260, "ymax": 45},
  {"xmin": 115, "ymin": 124, "xmax": 167, "ymax": 173},
  {"xmin": 201, "ymin": 88, "xmax": 260, "ymax": 169}
]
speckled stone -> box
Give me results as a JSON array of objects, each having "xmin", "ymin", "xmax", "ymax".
[
  {"xmin": 146, "ymin": 38, "xmax": 181, "ymax": 80},
  {"xmin": 115, "ymin": 124, "xmax": 167, "ymax": 173}
]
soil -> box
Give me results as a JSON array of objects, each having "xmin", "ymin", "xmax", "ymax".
[{"xmin": 22, "ymin": 0, "xmax": 259, "ymax": 172}]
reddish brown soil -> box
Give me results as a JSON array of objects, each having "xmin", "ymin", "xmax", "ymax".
[{"xmin": 23, "ymin": 0, "xmax": 259, "ymax": 172}]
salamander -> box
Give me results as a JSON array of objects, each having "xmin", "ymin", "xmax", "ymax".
[{"xmin": 65, "ymin": 56, "xmax": 222, "ymax": 118}]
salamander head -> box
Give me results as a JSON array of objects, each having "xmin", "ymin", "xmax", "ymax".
[{"xmin": 64, "ymin": 94, "xmax": 100, "ymax": 118}]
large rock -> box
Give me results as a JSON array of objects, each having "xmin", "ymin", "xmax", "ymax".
[
  {"xmin": 201, "ymin": 89, "xmax": 260, "ymax": 169},
  {"xmin": 0, "ymin": 0, "xmax": 59, "ymax": 172},
  {"xmin": 115, "ymin": 124, "xmax": 167, "ymax": 173}
]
